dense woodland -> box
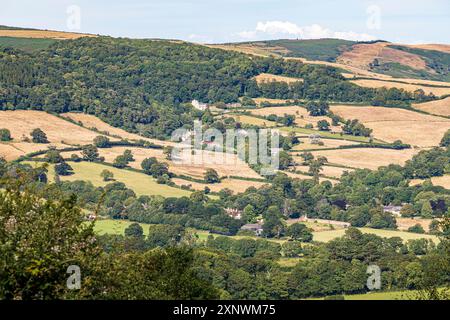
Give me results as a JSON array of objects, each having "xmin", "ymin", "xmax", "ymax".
[{"xmin": 0, "ymin": 37, "xmax": 435, "ymax": 139}]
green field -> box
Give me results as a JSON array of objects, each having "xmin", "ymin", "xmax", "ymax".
[
  {"xmin": 310, "ymin": 290, "xmax": 417, "ymax": 300},
  {"xmin": 279, "ymin": 126, "xmax": 377, "ymax": 143},
  {"xmin": 93, "ymin": 219, "xmax": 153, "ymax": 236},
  {"xmin": 313, "ymin": 227, "xmax": 439, "ymax": 243},
  {"xmin": 0, "ymin": 36, "xmax": 57, "ymax": 51},
  {"xmin": 29, "ymin": 161, "xmax": 193, "ymax": 198},
  {"xmin": 228, "ymin": 114, "xmax": 278, "ymax": 127}
]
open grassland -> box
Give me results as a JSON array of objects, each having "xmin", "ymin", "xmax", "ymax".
[
  {"xmin": 247, "ymin": 106, "xmax": 341, "ymax": 131},
  {"xmin": 60, "ymin": 112, "xmax": 175, "ymax": 147},
  {"xmin": 254, "ymin": 73, "xmax": 303, "ymax": 84},
  {"xmin": 331, "ymin": 105, "xmax": 450, "ymax": 147},
  {"xmin": 225, "ymin": 114, "xmax": 278, "ymax": 127},
  {"xmin": 62, "ymin": 146, "xmax": 262, "ymax": 181},
  {"xmin": 292, "ymin": 138, "xmax": 359, "ymax": 151},
  {"xmin": 309, "ymin": 148, "xmax": 418, "ymax": 170},
  {"xmin": 43, "ymin": 161, "xmax": 193, "ymax": 198},
  {"xmin": 412, "ymin": 97, "xmax": 450, "ymax": 117},
  {"xmin": 410, "ymin": 175, "xmax": 450, "ymax": 190},
  {"xmin": 313, "ymin": 227, "xmax": 439, "ymax": 243},
  {"xmin": 171, "ymin": 177, "xmax": 268, "ymax": 194},
  {"xmin": 350, "ymin": 79, "xmax": 450, "ymax": 96},
  {"xmin": 0, "ymin": 29, "xmax": 96, "ymax": 40}
]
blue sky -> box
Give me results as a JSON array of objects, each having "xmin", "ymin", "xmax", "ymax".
[{"xmin": 1, "ymin": 0, "xmax": 449, "ymax": 43}]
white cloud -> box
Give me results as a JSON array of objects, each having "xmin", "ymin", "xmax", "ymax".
[{"xmin": 237, "ymin": 21, "xmax": 376, "ymax": 42}]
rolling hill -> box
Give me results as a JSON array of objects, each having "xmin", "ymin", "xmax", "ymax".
[{"xmin": 212, "ymin": 39, "xmax": 450, "ymax": 82}]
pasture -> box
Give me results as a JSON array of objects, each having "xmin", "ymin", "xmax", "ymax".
[
  {"xmin": 44, "ymin": 161, "xmax": 193, "ymax": 198},
  {"xmin": 94, "ymin": 219, "xmax": 152, "ymax": 236},
  {"xmin": 225, "ymin": 114, "xmax": 278, "ymax": 127},
  {"xmin": 280, "ymin": 126, "xmax": 372, "ymax": 143},
  {"xmin": 312, "ymin": 227, "xmax": 439, "ymax": 243}
]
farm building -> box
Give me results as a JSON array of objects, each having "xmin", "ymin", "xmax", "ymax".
[
  {"xmin": 241, "ymin": 223, "xmax": 263, "ymax": 236},
  {"xmin": 191, "ymin": 100, "xmax": 208, "ymax": 111},
  {"xmin": 383, "ymin": 205, "xmax": 403, "ymax": 217},
  {"xmin": 225, "ymin": 208, "xmax": 242, "ymax": 220}
]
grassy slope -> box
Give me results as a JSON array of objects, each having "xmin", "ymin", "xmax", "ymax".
[
  {"xmin": 261, "ymin": 39, "xmax": 355, "ymax": 61},
  {"xmin": 313, "ymin": 227, "xmax": 439, "ymax": 243},
  {"xmin": 44, "ymin": 161, "xmax": 193, "ymax": 198},
  {"xmin": 0, "ymin": 36, "xmax": 57, "ymax": 51},
  {"xmin": 94, "ymin": 219, "xmax": 152, "ymax": 236}
]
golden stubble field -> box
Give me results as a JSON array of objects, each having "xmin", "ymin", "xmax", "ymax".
[
  {"xmin": 61, "ymin": 113, "xmax": 176, "ymax": 147},
  {"xmin": 350, "ymin": 79, "xmax": 450, "ymax": 97},
  {"xmin": 412, "ymin": 97, "xmax": 450, "ymax": 117},
  {"xmin": 309, "ymin": 148, "xmax": 418, "ymax": 170},
  {"xmin": 247, "ymin": 106, "xmax": 342, "ymax": 131},
  {"xmin": 61, "ymin": 146, "xmax": 263, "ymax": 180},
  {"xmin": 331, "ymin": 105, "xmax": 450, "ymax": 147},
  {"xmin": 410, "ymin": 175, "xmax": 450, "ymax": 190},
  {"xmin": 254, "ymin": 73, "xmax": 303, "ymax": 85},
  {"xmin": 0, "ymin": 111, "xmax": 119, "ymax": 160},
  {"xmin": 0, "ymin": 29, "xmax": 96, "ymax": 40}
]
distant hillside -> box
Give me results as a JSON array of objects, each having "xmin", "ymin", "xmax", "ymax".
[
  {"xmin": 1, "ymin": 35, "xmax": 429, "ymax": 140},
  {"xmin": 0, "ymin": 25, "xmax": 97, "ymax": 52},
  {"xmin": 0, "ymin": 37, "xmax": 57, "ymax": 52},
  {"xmin": 241, "ymin": 39, "xmax": 356, "ymax": 62},
  {"xmin": 214, "ymin": 39, "xmax": 450, "ymax": 82}
]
